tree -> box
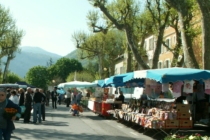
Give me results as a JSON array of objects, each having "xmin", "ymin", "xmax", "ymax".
[
  {"xmin": 165, "ymin": 0, "xmax": 199, "ymax": 68},
  {"xmin": 46, "ymin": 57, "xmax": 54, "ymax": 67},
  {"xmin": 88, "ymin": 0, "xmax": 154, "ymax": 69},
  {"xmin": 66, "ymin": 71, "xmax": 95, "ymax": 82},
  {"xmin": 85, "ymin": 62, "xmax": 98, "ymax": 78},
  {"xmin": 2, "ymin": 28, "xmax": 24, "ymax": 83},
  {"xmin": 0, "ymin": 5, "xmax": 16, "ymax": 58},
  {"xmin": 146, "ymin": 0, "xmax": 171, "ymax": 68},
  {"xmin": 73, "ymin": 30, "xmax": 125, "ymax": 78},
  {"xmin": 25, "ymin": 66, "xmax": 49, "ymax": 89},
  {"xmin": 196, "ymin": 0, "xmax": 210, "ymax": 69},
  {"xmin": 6, "ymin": 72, "xmax": 22, "ymax": 83},
  {"xmin": 48, "ymin": 58, "xmax": 83, "ymax": 82},
  {"xmin": 0, "ymin": 5, "xmax": 24, "ymax": 81}
]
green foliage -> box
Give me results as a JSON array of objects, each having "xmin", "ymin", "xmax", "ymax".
[
  {"xmin": 6, "ymin": 72, "xmax": 22, "ymax": 83},
  {"xmin": 66, "ymin": 71, "xmax": 95, "ymax": 82},
  {"xmin": 25, "ymin": 65, "xmax": 49, "ymax": 89},
  {"xmin": 73, "ymin": 29, "xmax": 125, "ymax": 77},
  {"xmin": 164, "ymin": 133, "xmax": 209, "ymax": 140},
  {"xmin": 84, "ymin": 62, "xmax": 98, "ymax": 77},
  {"xmin": 47, "ymin": 57, "xmax": 83, "ymax": 82}
]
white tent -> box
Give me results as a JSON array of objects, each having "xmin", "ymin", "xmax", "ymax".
[{"xmin": 57, "ymin": 81, "xmax": 97, "ymax": 89}]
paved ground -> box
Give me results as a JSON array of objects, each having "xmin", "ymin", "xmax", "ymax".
[{"xmin": 11, "ymin": 104, "xmax": 155, "ymax": 140}]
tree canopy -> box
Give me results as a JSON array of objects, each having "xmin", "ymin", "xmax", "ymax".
[
  {"xmin": 25, "ymin": 66, "xmax": 49, "ymax": 89},
  {"xmin": 48, "ymin": 58, "xmax": 83, "ymax": 82}
]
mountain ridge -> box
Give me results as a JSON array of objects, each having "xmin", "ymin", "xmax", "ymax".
[{"xmin": 2, "ymin": 46, "xmax": 62, "ymax": 78}]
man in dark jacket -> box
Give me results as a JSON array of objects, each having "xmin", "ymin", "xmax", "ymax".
[
  {"xmin": 33, "ymin": 88, "xmax": 45, "ymax": 123},
  {"xmin": 24, "ymin": 87, "xmax": 33, "ymax": 123},
  {"xmin": 51, "ymin": 86, "xmax": 58, "ymax": 109},
  {"xmin": 39, "ymin": 89, "xmax": 46, "ymax": 121}
]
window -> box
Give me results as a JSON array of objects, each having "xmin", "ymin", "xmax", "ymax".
[
  {"xmin": 164, "ymin": 60, "xmax": 170, "ymax": 68},
  {"xmin": 149, "ymin": 38, "xmax": 154, "ymax": 50},
  {"xmin": 158, "ymin": 61, "xmax": 162, "ymax": 69}
]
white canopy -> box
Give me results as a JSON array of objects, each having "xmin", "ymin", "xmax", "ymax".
[{"xmin": 57, "ymin": 81, "xmax": 97, "ymax": 89}]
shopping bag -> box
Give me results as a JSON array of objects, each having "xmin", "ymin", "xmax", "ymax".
[
  {"xmin": 78, "ymin": 106, "xmax": 83, "ymax": 113},
  {"xmin": 31, "ymin": 109, "xmax": 33, "ymax": 114},
  {"xmin": 20, "ymin": 106, "xmax": 26, "ymax": 114}
]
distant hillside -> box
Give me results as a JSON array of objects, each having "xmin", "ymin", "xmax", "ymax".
[
  {"xmin": 65, "ymin": 49, "xmax": 92, "ymax": 67},
  {"xmin": 2, "ymin": 46, "xmax": 62, "ymax": 78}
]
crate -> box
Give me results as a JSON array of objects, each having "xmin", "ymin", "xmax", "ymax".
[
  {"xmin": 177, "ymin": 112, "xmax": 191, "ymax": 120},
  {"xmin": 179, "ymin": 120, "xmax": 193, "ymax": 129},
  {"xmin": 176, "ymin": 104, "xmax": 190, "ymax": 112},
  {"xmin": 165, "ymin": 120, "xmax": 179, "ymax": 129}
]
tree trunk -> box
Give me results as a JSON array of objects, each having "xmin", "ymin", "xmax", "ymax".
[
  {"xmin": 126, "ymin": 44, "xmax": 132, "ymax": 72},
  {"xmin": 124, "ymin": 26, "xmax": 150, "ymax": 70},
  {"xmin": 2, "ymin": 56, "xmax": 11, "ymax": 83},
  {"xmin": 178, "ymin": 10, "xmax": 199, "ymax": 68},
  {"xmin": 166, "ymin": 0, "xmax": 199, "ymax": 68},
  {"xmin": 151, "ymin": 28, "xmax": 165, "ymax": 69},
  {"xmin": 98, "ymin": 54, "xmax": 103, "ymax": 79},
  {"xmin": 196, "ymin": 0, "xmax": 210, "ymax": 69},
  {"xmin": 171, "ymin": 27, "xmax": 182, "ymax": 67}
]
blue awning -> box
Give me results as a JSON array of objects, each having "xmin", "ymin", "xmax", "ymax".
[
  {"xmin": 96, "ymin": 79, "xmax": 106, "ymax": 87},
  {"xmin": 105, "ymin": 72, "xmax": 133, "ymax": 87},
  {"xmin": 132, "ymin": 67, "xmax": 210, "ymax": 83}
]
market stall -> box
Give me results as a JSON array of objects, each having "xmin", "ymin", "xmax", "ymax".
[{"xmin": 105, "ymin": 67, "xmax": 210, "ymax": 137}]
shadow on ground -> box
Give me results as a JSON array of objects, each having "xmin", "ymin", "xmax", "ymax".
[{"xmin": 12, "ymin": 128, "xmax": 139, "ymax": 140}]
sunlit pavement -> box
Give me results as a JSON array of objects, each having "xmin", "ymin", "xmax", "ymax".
[{"xmin": 11, "ymin": 104, "xmax": 154, "ymax": 140}]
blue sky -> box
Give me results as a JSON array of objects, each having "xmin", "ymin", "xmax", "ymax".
[{"xmin": 0, "ymin": 0, "xmax": 94, "ymax": 56}]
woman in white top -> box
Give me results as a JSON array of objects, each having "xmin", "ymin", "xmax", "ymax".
[{"xmin": 9, "ymin": 90, "xmax": 19, "ymax": 105}]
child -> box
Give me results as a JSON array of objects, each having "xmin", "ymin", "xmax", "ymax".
[{"xmin": 72, "ymin": 103, "xmax": 79, "ymax": 116}]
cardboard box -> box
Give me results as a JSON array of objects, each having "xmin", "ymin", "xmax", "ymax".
[
  {"xmin": 165, "ymin": 120, "xmax": 179, "ymax": 129},
  {"xmin": 177, "ymin": 112, "xmax": 191, "ymax": 120},
  {"xmin": 179, "ymin": 120, "xmax": 193, "ymax": 129},
  {"xmin": 176, "ymin": 104, "xmax": 190, "ymax": 112}
]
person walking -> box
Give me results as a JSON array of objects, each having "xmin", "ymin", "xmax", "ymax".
[
  {"xmin": 18, "ymin": 88, "xmax": 25, "ymax": 106},
  {"xmin": 76, "ymin": 92, "xmax": 83, "ymax": 106},
  {"xmin": 51, "ymin": 86, "xmax": 58, "ymax": 109},
  {"xmin": 45, "ymin": 90, "xmax": 50, "ymax": 106},
  {"xmin": 39, "ymin": 89, "xmax": 46, "ymax": 121},
  {"xmin": 33, "ymin": 88, "xmax": 45, "ymax": 124},
  {"xmin": 66, "ymin": 89, "xmax": 71, "ymax": 107},
  {"xmin": 0, "ymin": 88, "xmax": 21, "ymax": 140},
  {"xmin": 24, "ymin": 87, "xmax": 33, "ymax": 123}
]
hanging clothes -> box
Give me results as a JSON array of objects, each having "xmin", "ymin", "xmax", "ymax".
[
  {"xmin": 172, "ymin": 81, "xmax": 183, "ymax": 98},
  {"xmin": 204, "ymin": 79, "xmax": 210, "ymax": 89},
  {"xmin": 183, "ymin": 80, "xmax": 194, "ymax": 93},
  {"xmin": 162, "ymin": 83, "xmax": 169, "ymax": 92}
]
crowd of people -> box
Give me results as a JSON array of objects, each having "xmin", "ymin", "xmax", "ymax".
[
  {"xmin": 0, "ymin": 85, "xmax": 90, "ymax": 140},
  {"xmin": 0, "ymin": 86, "xmax": 53, "ymax": 140}
]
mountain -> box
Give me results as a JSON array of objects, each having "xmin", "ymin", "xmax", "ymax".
[
  {"xmin": 2, "ymin": 46, "xmax": 62, "ymax": 78},
  {"xmin": 65, "ymin": 49, "xmax": 96, "ymax": 66}
]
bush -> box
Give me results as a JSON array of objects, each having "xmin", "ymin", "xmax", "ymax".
[{"xmin": 164, "ymin": 133, "xmax": 209, "ymax": 140}]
